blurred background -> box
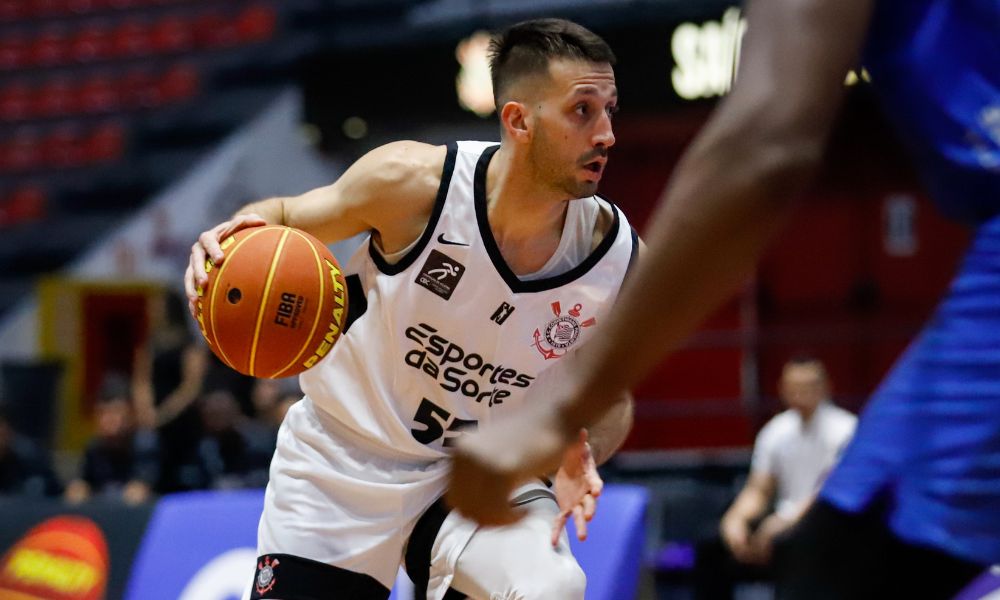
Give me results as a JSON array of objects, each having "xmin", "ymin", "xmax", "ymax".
[{"xmin": 0, "ymin": 0, "xmax": 972, "ymax": 599}]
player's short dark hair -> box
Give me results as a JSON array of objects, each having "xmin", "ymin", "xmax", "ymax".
[{"xmin": 489, "ymin": 18, "xmax": 616, "ymax": 105}]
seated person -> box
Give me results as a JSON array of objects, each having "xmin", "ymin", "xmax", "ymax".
[
  {"xmin": 250, "ymin": 377, "xmax": 300, "ymax": 452},
  {"xmin": 65, "ymin": 375, "xmax": 160, "ymax": 505},
  {"xmin": 196, "ymin": 389, "xmax": 273, "ymax": 490},
  {"xmin": 0, "ymin": 405, "xmax": 61, "ymax": 498},
  {"xmin": 695, "ymin": 356, "xmax": 857, "ymax": 599}
]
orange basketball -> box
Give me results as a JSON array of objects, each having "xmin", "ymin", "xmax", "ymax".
[{"xmin": 195, "ymin": 225, "xmax": 348, "ymax": 378}]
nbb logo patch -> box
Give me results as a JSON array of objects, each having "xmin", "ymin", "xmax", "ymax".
[
  {"xmin": 0, "ymin": 516, "xmax": 109, "ymax": 600},
  {"xmin": 416, "ymin": 250, "xmax": 465, "ymax": 300}
]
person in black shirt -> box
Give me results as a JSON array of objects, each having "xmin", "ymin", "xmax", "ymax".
[
  {"xmin": 65, "ymin": 375, "xmax": 159, "ymax": 505},
  {"xmin": 196, "ymin": 389, "xmax": 272, "ymax": 490},
  {"xmin": 0, "ymin": 406, "xmax": 61, "ymax": 498}
]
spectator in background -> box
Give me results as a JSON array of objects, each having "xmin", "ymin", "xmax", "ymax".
[
  {"xmin": 196, "ymin": 389, "xmax": 272, "ymax": 490},
  {"xmin": 132, "ymin": 289, "xmax": 208, "ymax": 492},
  {"xmin": 65, "ymin": 374, "xmax": 159, "ymax": 506},
  {"xmin": 250, "ymin": 377, "xmax": 300, "ymax": 449},
  {"xmin": 0, "ymin": 405, "xmax": 61, "ymax": 498},
  {"xmin": 694, "ymin": 356, "xmax": 856, "ymax": 599}
]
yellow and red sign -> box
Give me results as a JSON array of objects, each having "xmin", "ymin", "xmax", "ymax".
[{"xmin": 0, "ymin": 516, "xmax": 109, "ymax": 600}]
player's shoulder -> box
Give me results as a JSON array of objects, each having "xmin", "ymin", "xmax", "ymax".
[{"xmin": 362, "ymin": 140, "xmax": 448, "ymax": 191}]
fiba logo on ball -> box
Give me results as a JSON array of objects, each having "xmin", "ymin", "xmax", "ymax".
[{"xmin": 194, "ymin": 225, "xmax": 349, "ymax": 378}]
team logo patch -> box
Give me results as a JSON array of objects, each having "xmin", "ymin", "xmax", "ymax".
[
  {"xmin": 255, "ymin": 556, "xmax": 280, "ymax": 595},
  {"xmin": 416, "ymin": 250, "xmax": 466, "ymax": 300},
  {"xmin": 532, "ymin": 301, "xmax": 596, "ymax": 360}
]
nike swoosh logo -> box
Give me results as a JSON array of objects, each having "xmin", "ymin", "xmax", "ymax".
[{"xmin": 437, "ymin": 233, "xmax": 469, "ymax": 246}]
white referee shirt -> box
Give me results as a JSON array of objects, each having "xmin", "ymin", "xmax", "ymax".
[{"xmin": 750, "ymin": 401, "xmax": 857, "ymax": 518}]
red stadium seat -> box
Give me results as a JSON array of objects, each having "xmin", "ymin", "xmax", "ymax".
[
  {"xmin": 120, "ymin": 69, "xmax": 161, "ymax": 108},
  {"xmin": 0, "ymin": 0, "xmax": 27, "ymax": 22},
  {"xmin": 70, "ymin": 23, "xmax": 114, "ymax": 63},
  {"xmin": 158, "ymin": 64, "xmax": 198, "ymax": 102},
  {"xmin": 27, "ymin": 0, "xmax": 66, "ymax": 18},
  {"xmin": 66, "ymin": 0, "xmax": 104, "ymax": 15},
  {"xmin": 41, "ymin": 126, "xmax": 86, "ymax": 168},
  {"xmin": 112, "ymin": 20, "xmax": 153, "ymax": 58},
  {"xmin": 0, "ymin": 185, "xmax": 49, "ymax": 226},
  {"xmin": 29, "ymin": 28, "xmax": 70, "ymax": 67},
  {"xmin": 236, "ymin": 4, "xmax": 277, "ymax": 43},
  {"xmin": 4, "ymin": 131, "xmax": 43, "ymax": 173},
  {"xmin": 151, "ymin": 16, "xmax": 194, "ymax": 54},
  {"xmin": 79, "ymin": 75, "xmax": 121, "ymax": 114},
  {"xmin": 35, "ymin": 78, "xmax": 78, "ymax": 118},
  {"xmin": 0, "ymin": 35, "xmax": 28, "ymax": 71},
  {"xmin": 84, "ymin": 121, "xmax": 125, "ymax": 162},
  {"xmin": 194, "ymin": 12, "xmax": 240, "ymax": 49},
  {"xmin": 0, "ymin": 83, "xmax": 33, "ymax": 121}
]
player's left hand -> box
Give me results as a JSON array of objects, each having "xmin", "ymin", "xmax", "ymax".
[{"xmin": 551, "ymin": 429, "xmax": 603, "ymax": 546}]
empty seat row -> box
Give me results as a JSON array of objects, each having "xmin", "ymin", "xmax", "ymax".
[
  {"xmin": 0, "ymin": 121, "xmax": 125, "ymax": 173},
  {"xmin": 0, "ymin": 4, "xmax": 277, "ymax": 70},
  {"xmin": 0, "ymin": 64, "xmax": 198, "ymax": 121},
  {"xmin": 0, "ymin": 0, "xmax": 214, "ymax": 22}
]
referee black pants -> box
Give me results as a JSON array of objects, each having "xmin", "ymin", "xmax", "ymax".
[{"xmin": 773, "ymin": 500, "xmax": 985, "ymax": 600}]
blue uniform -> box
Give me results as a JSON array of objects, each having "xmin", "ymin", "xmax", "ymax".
[{"xmin": 820, "ymin": 0, "xmax": 1000, "ymax": 565}]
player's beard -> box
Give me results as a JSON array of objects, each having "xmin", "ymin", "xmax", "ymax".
[{"xmin": 529, "ymin": 126, "xmax": 597, "ymax": 199}]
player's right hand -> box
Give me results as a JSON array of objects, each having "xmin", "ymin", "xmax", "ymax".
[
  {"xmin": 184, "ymin": 213, "xmax": 267, "ymax": 318},
  {"xmin": 447, "ymin": 400, "xmax": 573, "ymax": 527}
]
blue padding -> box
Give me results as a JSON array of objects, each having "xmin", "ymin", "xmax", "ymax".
[
  {"xmin": 123, "ymin": 485, "xmax": 648, "ymax": 600},
  {"xmin": 568, "ymin": 484, "xmax": 649, "ymax": 600},
  {"xmin": 124, "ymin": 489, "xmax": 265, "ymax": 600},
  {"xmin": 953, "ymin": 568, "xmax": 1000, "ymax": 600}
]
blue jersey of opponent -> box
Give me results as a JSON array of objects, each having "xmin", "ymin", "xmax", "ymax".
[
  {"xmin": 821, "ymin": 0, "xmax": 1000, "ymax": 566},
  {"xmin": 863, "ymin": 0, "xmax": 1000, "ymax": 222}
]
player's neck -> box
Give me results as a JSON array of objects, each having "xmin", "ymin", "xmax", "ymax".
[
  {"xmin": 479, "ymin": 145, "xmax": 570, "ymax": 275},
  {"xmin": 485, "ymin": 145, "xmax": 568, "ymax": 244}
]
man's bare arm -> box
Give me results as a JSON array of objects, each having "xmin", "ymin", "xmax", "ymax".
[
  {"xmin": 560, "ymin": 0, "xmax": 875, "ymax": 431},
  {"xmin": 587, "ymin": 391, "xmax": 633, "ymax": 466},
  {"xmin": 722, "ymin": 471, "xmax": 776, "ymax": 532},
  {"xmin": 237, "ymin": 141, "xmax": 446, "ymax": 251},
  {"xmin": 446, "ymin": 0, "xmax": 876, "ymax": 525},
  {"xmin": 186, "ymin": 141, "xmax": 445, "ymax": 309}
]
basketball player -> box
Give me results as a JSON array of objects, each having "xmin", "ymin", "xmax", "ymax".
[
  {"xmin": 450, "ymin": 0, "xmax": 999, "ymax": 598},
  {"xmin": 184, "ymin": 19, "xmax": 640, "ymax": 600}
]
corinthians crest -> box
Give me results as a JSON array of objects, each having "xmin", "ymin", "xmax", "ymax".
[
  {"xmin": 255, "ymin": 556, "xmax": 280, "ymax": 595},
  {"xmin": 532, "ymin": 301, "xmax": 596, "ymax": 360}
]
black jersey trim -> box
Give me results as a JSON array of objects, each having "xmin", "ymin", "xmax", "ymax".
[
  {"xmin": 368, "ymin": 142, "xmax": 458, "ymax": 275},
  {"xmin": 510, "ymin": 488, "xmax": 557, "ymax": 507},
  {"xmin": 405, "ymin": 498, "xmax": 468, "ymax": 599},
  {"xmin": 625, "ymin": 226, "xmax": 639, "ymax": 280},
  {"xmin": 342, "ymin": 274, "xmax": 366, "ymax": 334},
  {"xmin": 248, "ymin": 553, "xmax": 389, "ymax": 599},
  {"xmin": 473, "ymin": 144, "xmax": 622, "ymax": 294}
]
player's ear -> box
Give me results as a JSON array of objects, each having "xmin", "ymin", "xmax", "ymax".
[{"xmin": 499, "ymin": 101, "xmax": 530, "ymax": 143}]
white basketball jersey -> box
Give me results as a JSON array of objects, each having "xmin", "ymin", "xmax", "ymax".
[{"xmin": 299, "ymin": 141, "xmax": 638, "ymax": 463}]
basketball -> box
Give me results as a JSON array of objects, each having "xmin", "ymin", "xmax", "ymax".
[{"xmin": 195, "ymin": 225, "xmax": 348, "ymax": 378}]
